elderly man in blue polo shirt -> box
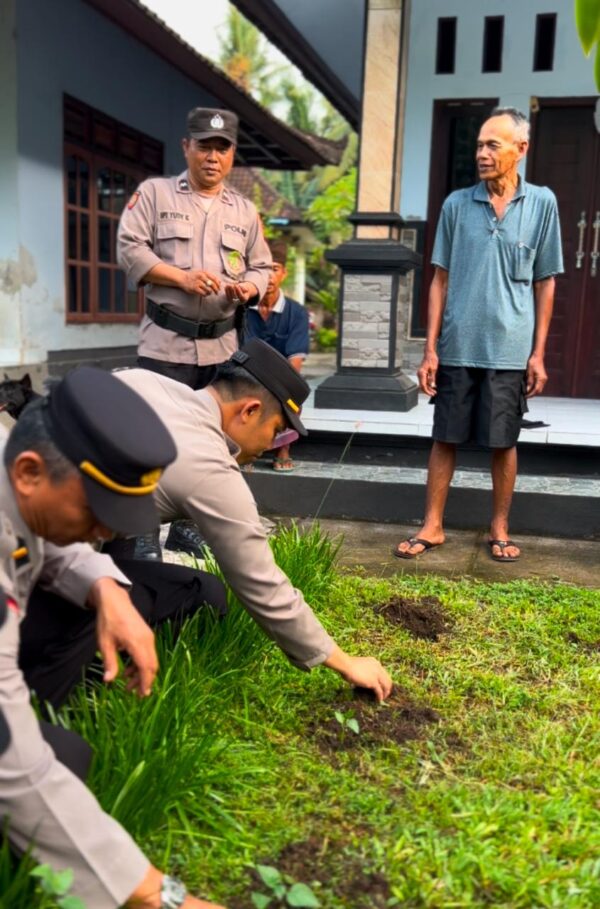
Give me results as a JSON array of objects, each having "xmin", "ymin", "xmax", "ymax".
[{"xmin": 395, "ymin": 107, "xmax": 563, "ymax": 563}]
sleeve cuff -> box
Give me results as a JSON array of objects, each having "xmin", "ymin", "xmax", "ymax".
[
  {"xmin": 58, "ymin": 555, "xmax": 131, "ymax": 607},
  {"xmin": 126, "ymin": 250, "xmax": 164, "ymax": 287}
]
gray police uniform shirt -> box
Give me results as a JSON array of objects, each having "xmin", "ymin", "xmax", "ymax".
[
  {"xmin": 0, "ymin": 440, "xmax": 149, "ymax": 909},
  {"xmin": 117, "ymin": 172, "xmax": 272, "ymax": 366},
  {"xmin": 432, "ymin": 179, "xmax": 564, "ymax": 370},
  {"xmin": 116, "ymin": 369, "xmax": 335, "ymax": 669}
]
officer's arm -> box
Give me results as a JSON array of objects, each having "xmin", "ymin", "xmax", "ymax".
[
  {"xmin": 0, "ymin": 607, "xmax": 151, "ymax": 906},
  {"xmin": 117, "ymin": 183, "xmax": 164, "ymax": 286}
]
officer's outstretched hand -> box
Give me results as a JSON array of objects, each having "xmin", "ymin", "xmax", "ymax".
[
  {"xmin": 323, "ymin": 645, "xmax": 393, "ymax": 703},
  {"xmin": 88, "ymin": 577, "xmax": 158, "ymax": 697}
]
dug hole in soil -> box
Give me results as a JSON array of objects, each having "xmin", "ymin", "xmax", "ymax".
[
  {"xmin": 312, "ymin": 686, "xmax": 440, "ymax": 753},
  {"xmin": 231, "ymin": 836, "xmax": 391, "ymax": 909}
]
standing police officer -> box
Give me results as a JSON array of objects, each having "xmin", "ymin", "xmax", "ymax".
[
  {"xmin": 0, "ymin": 367, "xmax": 225, "ymax": 909},
  {"xmin": 117, "ymin": 107, "xmax": 272, "ymax": 390},
  {"xmin": 118, "ymin": 106, "xmax": 272, "ymax": 558}
]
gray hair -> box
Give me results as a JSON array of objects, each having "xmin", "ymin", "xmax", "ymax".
[
  {"xmin": 3, "ymin": 398, "xmax": 77, "ymax": 482},
  {"xmin": 489, "ymin": 106, "xmax": 530, "ymax": 141}
]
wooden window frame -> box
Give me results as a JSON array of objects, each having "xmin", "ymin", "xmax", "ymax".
[{"xmin": 63, "ymin": 97, "xmax": 163, "ymax": 324}]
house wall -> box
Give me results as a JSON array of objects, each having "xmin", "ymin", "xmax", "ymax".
[{"xmin": 6, "ymin": 0, "xmax": 222, "ymax": 367}]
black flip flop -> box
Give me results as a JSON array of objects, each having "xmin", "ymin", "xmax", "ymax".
[
  {"xmin": 488, "ymin": 539, "xmax": 520, "ymax": 562},
  {"xmin": 393, "ymin": 537, "xmax": 441, "ymax": 560}
]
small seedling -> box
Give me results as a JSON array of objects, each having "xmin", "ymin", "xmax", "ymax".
[
  {"xmin": 334, "ymin": 710, "xmax": 360, "ymax": 736},
  {"xmin": 251, "ymin": 864, "xmax": 320, "ymax": 908},
  {"xmin": 30, "ymin": 864, "xmax": 86, "ymax": 909}
]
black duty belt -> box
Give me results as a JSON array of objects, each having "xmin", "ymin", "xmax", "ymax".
[{"xmin": 146, "ymin": 300, "xmax": 236, "ymax": 340}]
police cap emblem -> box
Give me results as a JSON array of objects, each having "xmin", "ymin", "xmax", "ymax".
[{"xmin": 211, "ymin": 113, "xmax": 225, "ymax": 130}]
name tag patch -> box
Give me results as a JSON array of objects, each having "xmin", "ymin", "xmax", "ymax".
[
  {"xmin": 224, "ymin": 223, "xmax": 247, "ymax": 238},
  {"xmin": 159, "ymin": 211, "xmax": 191, "ymax": 222}
]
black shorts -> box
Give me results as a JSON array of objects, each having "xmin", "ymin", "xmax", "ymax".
[{"xmin": 431, "ymin": 366, "xmax": 528, "ymax": 448}]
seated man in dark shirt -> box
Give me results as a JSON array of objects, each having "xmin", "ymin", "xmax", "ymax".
[{"xmin": 245, "ymin": 239, "xmax": 309, "ymax": 471}]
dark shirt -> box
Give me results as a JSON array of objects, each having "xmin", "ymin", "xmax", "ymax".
[{"xmin": 246, "ymin": 294, "xmax": 309, "ymax": 359}]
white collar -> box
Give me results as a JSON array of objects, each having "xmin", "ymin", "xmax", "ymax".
[{"xmin": 250, "ymin": 290, "xmax": 286, "ymax": 314}]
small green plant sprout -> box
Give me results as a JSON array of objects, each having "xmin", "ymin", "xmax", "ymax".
[
  {"xmin": 29, "ymin": 864, "xmax": 86, "ymax": 909},
  {"xmin": 251, "ymin": 864, "xmax": 320, "ymax": 908},
  {"xmin": 334, "ymin": 709, "xmax": 360, "ymax": 736}
]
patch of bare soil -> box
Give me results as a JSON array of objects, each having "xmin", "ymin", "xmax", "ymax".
[
  {"xmin": 375, "ymin": 595, "xmax": 451, "ymax": 640},
  {"xmin": 231, "ymin": 837, "xmax": 391, "ymax": 909},
  {"xmin": 567, "ymin": 631, "xmax": 600, "ymax": 653},
  {"xmin": 311, "ymin": 687, "xmax": 440, "ymax": 753}
]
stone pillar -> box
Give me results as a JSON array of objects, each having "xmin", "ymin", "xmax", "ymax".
[{"xmin": 315, "ymin": 0, "xmax": 420, "ymax": 412}]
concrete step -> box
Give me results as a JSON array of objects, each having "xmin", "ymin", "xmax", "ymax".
[{"xmin": 245, "ymin": 458, "xmax": 600, "ymax": 540}]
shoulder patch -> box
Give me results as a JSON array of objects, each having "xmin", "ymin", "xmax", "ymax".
[{"xmin": 127, "ymin": 191, "xmax": 141, "ymax": 210}]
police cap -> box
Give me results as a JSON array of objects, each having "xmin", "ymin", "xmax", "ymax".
[
  {"xmin": 187, "ymin": 107, "xmax": 238, "ymax": 145},
  {"xmin": 43, "ymin": 367, "xmax": 177, "ymax": 535},
  {"xmin": 230, "ymin": 338, "xmax": 310, "ymax": 436}
]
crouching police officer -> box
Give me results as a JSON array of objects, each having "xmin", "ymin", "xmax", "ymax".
[
  {"xmin": 22, "ymin": 342, "xmax": 394, "ymax": 704},
  {"xmin": 0, "ymin": 367, "xmax": 225, "ymax": 909}
]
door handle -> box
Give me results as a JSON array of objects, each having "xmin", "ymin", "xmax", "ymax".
[
  {"xmin": 575, "ymin": 211, "xmax": 587, "ymax": 268},
  {"xmin": 591, "ymin": 211, "xmax": 600, "ymax": 278}
]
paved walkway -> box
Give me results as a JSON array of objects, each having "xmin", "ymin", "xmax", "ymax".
[{"xmin": 296, "ymin": 518, "xmax": 600, "ymax": 588}]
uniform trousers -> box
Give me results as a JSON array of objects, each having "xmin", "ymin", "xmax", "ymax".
[{"xmin": 19, "ymin": 557, "xmax": 227, "ymax": 711}]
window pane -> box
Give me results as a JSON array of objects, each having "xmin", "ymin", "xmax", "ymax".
[
  {"xmin": 81, "ymin": 268, "xmax": 90, "ymax": 312},
  {"xmin": 114, "ymin": 270, "xmax": 126, "ymax": 312},
  {"xmin": 98, "ymin": 217, "xmax": 111, "ymax": 263},
  {"xmin": 534, "ymin": 14, "xmax": 556, "ymax": 71},
  {"xmin": 79, "ymin": 159, "xmax": 89, "ymax": 209},
  {"xmin": 98, "ymin": 268, "xmax": 111, "ymax": 312},
  {"xmin": 436, "ymin": 18, "xmax": 456, "ymax": 74},
  {"xmin": 113, "ymin": 171, "xmax": 126, "ymax": 214},
  {"xmin": 482, "ymin": 17, "xmax": 504, "ymax": 73},
  {"xmin": 81, "ymin": 214, "xmax": 89, "ymax": 261},
  {"xmin": 68, "ymin": 211, "xmax": 77, "ymax": 260},
  {"xmin": 68, "ymin": 265, "xmax": 78, "ymax": 312},
  {"xmin": 127, "ymin": 290, "xmax": 139, "ymax": 314},
  {"xmin": 97, "ymin": 167, "xmax": 111, "ymax": 212},
  {"xmin": 67, "ymin": 156, "xmax": 77, "ymax": 205}
]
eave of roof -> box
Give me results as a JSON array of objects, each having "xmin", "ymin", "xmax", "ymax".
[
  {"xmin": 230, "ymin": 0, "xmax": 361, "ymax": 129},
  {"xmin": 227, "ymin": 167, "xmax": 304, "ymax": 222},
  {"xmin": 83, "ymin": 0, "xmax": 343, "ymax": 169}
]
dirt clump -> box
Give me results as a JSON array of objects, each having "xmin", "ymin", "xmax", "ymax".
[
  {"xmin": 311, "ymin": 687, "xmax": 440, "ymax": 753},
  {"xmin": 375, "ymin": 595, "xmax": 451, "ymax": 640},
  {"xmin": 567, "ymin": 631, "xmax": 600, "ymax": 653}
]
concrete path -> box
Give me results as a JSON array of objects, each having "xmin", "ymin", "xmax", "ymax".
[{"xmin": 296, "ymin": 518, "xmax": 600, "ymax": 588}]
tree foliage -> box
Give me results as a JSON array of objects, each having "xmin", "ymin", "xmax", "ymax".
[{"xmin": 574, "ymin": 0, "xmax": 600, "ymax": 89}]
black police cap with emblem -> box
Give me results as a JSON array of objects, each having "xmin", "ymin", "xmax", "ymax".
[
  {"xmin": 230, "ymin": 339, "xmax": 310, "ymax": 436},
  {"xmin": 42, "ymin": 367, "xmax": 177, "ymax": 536},
  {"xmin": 187, "ymin": 107, "xmax": 238, "ymax": 145}
]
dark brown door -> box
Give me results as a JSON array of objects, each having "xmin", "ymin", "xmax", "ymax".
[
  {"xmin": 417, "ymin": 99, "xmax": 498, "ymax": 334},
  {"xmin": 528, "ymin": 98, "xmax": 600, "ymax": 398}
]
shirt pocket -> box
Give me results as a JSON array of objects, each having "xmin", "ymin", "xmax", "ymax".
[
  {"xmin": 156, "ymin": 221, "xmax": 194, "ymax": 269},
  {"xmin": 511, "ymin": 242, "xmax": 536, "ymax": 283},
  {"xmin": 220, "ymin": 231, "xmax": 247, "ymax": 279}
]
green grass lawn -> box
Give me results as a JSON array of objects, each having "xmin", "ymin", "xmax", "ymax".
[{"xmin": 3, "ymin": 525, "xmax": 600, "ymax": 908}]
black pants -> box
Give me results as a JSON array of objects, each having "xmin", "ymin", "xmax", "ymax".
[
  {"xmin": 137, "ymin": 356, "xmax": 218, "ymax": 391},
  {"xmin": 19, "ymin": 558, "xmax": 227, "ymax": 710}
]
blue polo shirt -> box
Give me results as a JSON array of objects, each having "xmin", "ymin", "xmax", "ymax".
[
  {"xmin": 432, "ymin": 179, "xmax": 563, "ymax": 369},
  {"xmin": 246, "ymin": 294, "xmax": 309, "ymax": 359}
]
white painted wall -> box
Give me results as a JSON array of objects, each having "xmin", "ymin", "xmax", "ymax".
[
  {"xmin": 7, "ymin": 0, "xmax": 222, "ymax": 365},
  {"xmin": 400, "ymin": 0, "xmax": 598, "ymax": 219}
]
